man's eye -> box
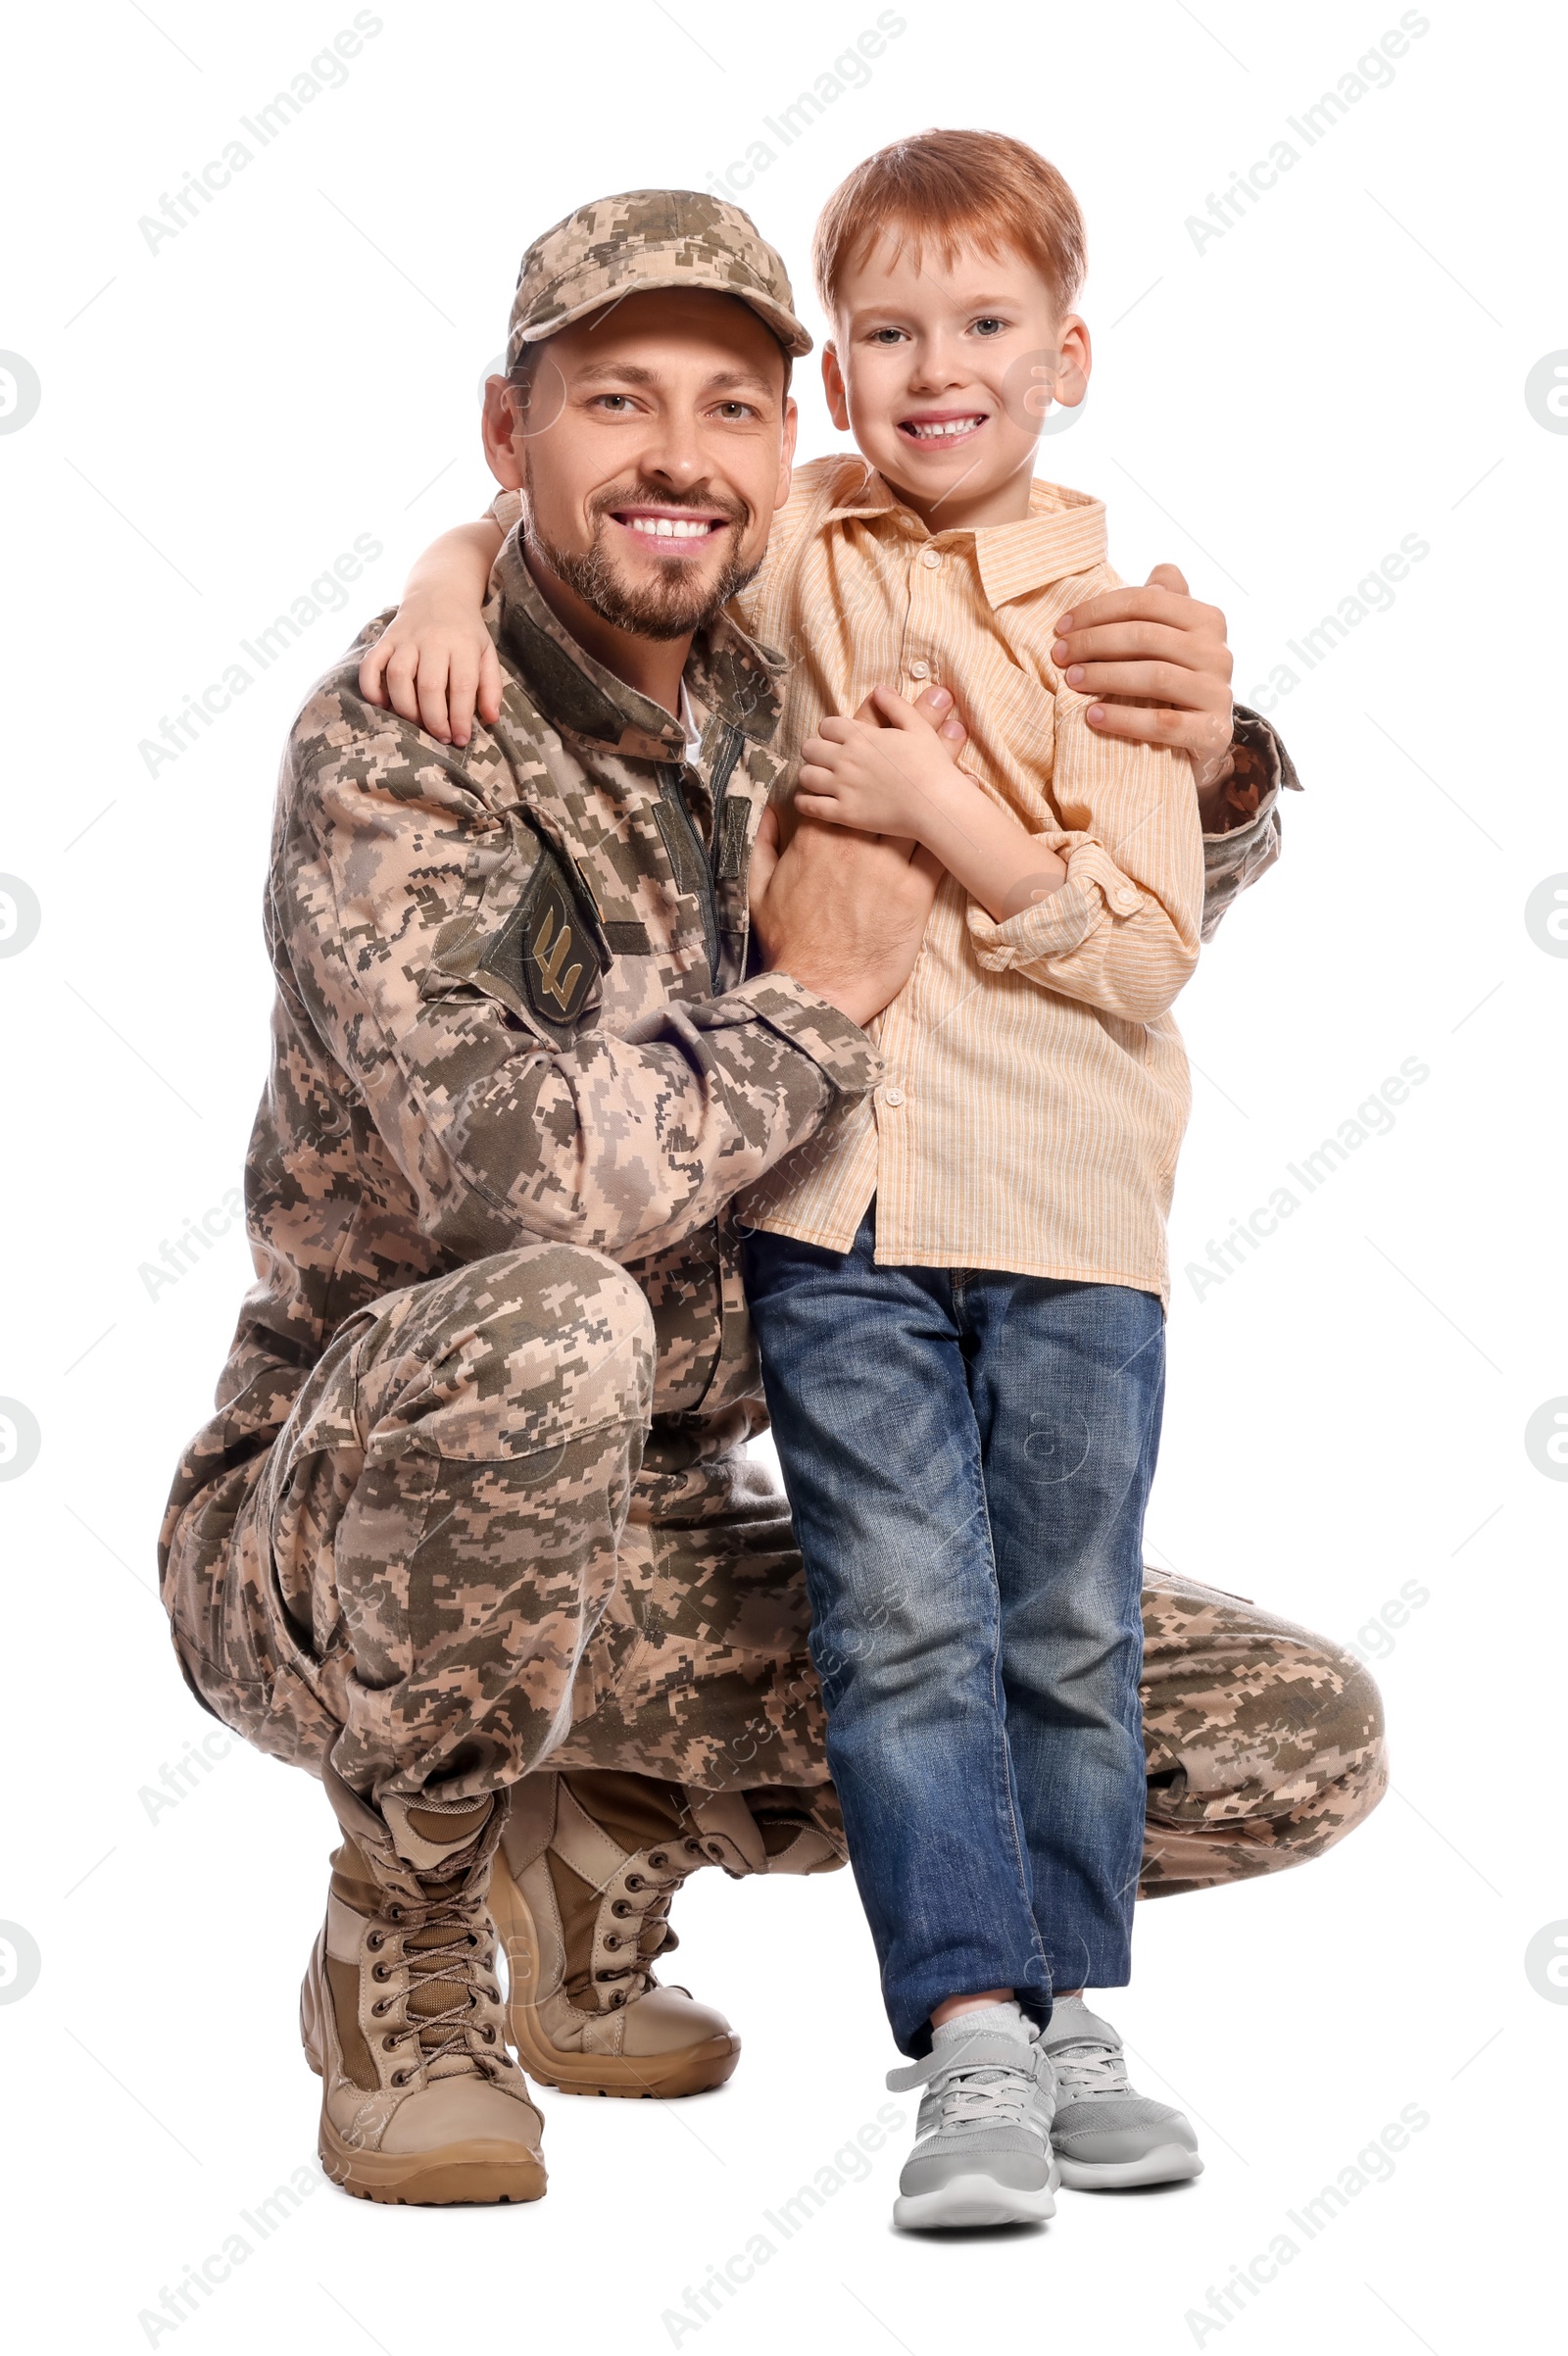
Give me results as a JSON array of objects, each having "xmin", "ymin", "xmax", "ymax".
[
  {"xmin": 714, "ymin": 401, "xmax": 755, "ymax": 420},
  {"xmin": 594, "ymin": 394, "xmax": 634, "ymax": 412}
]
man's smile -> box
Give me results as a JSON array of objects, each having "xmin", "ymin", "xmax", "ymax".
[{"xmin": 608, "ymin": 504, "xmax": 737, "ymax": 559}]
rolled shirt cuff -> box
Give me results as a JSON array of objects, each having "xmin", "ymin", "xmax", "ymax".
[
  {"xmin": 966, "ymin": 838, "xmax": 1145, "ymax": 969},
  {"xmin": 1200, "ymin": 704, "xmax": 1299, "ymax": 941}
]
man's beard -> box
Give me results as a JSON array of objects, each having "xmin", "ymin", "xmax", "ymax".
[{"xmin": 524, "ymin": 469, "xmax": 763, "ymax": 641}]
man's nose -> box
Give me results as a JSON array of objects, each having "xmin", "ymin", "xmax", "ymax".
[{"xmin": 637, "ymin": 407, "xmax": 709, "ymax": 487}]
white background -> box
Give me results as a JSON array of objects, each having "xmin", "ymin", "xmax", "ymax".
[{"xmin": 2, "ymin": 2, "xmax": 1564, "ymax": 2350}]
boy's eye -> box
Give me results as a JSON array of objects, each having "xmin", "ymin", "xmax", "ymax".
[
  {"xmin": 972, "ymin": 317, "xmax": 1008, "ymax": 337},
  {"xmin": 869, "ymin": 326, "xmax": 906, "ymax": 346}
]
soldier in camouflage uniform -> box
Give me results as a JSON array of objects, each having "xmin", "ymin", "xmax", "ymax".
[{"xmin": 161, "ymin": 190, "xmax": 1381, "ymax": 2207}]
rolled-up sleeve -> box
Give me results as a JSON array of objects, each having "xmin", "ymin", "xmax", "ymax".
[
  {"xmin": 964, "ymin": 695, "xmax": 1205, "ymax": 1024},
  {"xmin": 1200, "ymin": 704, "xmax": 1301, "ymax": 943}
]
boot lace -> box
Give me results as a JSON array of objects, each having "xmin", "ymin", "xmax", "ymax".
[
  {"xmin": 367, "ymin": 1889, "xmax": 515, "ymax": 2086},
  {"xmin": 593, "ymin": 1838, "xmax": 709, "ymax": 2005}
]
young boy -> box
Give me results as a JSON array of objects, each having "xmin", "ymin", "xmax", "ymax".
[{"xmin": 367, "ymin": 132, "xmax": 1256, "ymax": 2231}]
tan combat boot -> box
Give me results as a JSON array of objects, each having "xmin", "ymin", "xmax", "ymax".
[
  {"xmin": 489, "ymin": 1771, "xmax": 766, "ymax": 2099},
  {"xmin": 300, "ymin": 1772, "xmax": 547, "ymax": 2205}
]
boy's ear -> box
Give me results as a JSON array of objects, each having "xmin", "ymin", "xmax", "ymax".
[
  {"xmin": 481, "ymin": 376, "xmax": 525, "ymax": 490},
  {"xmin": 1053, "ymin": 315, "xmax": 1092, "ymax": 411},
  {"xmin": 821, "ymin": 342, "xmax": 852, "ymax": 434}
]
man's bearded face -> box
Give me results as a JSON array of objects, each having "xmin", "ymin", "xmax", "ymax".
[
  {"xmin": 525, "ymin": 463, "xmax": 761, "ymax": 641},
  {"xmin": 498, "ymin": 289, "xmax": 796, "ymax": 651}
]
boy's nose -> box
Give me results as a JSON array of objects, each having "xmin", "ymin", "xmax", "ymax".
[{"xmin": 906, "ymin": 344, "xmax": 968, "ymax": 392}]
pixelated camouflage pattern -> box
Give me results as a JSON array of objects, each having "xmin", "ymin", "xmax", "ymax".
[
  {"xmin": 166, "ymin": 1207, "xmax": 1385, "ymax": 1858},
  {"xmin": 1139, "ymin": 1568, "xmax": 1386, "ymax": 1893},
  {"xmin": 507, "ymin": 188, "xmax": 812, "ymax": 370},
  {"xmin": 160, "ymin": 527, "xmax": 878, "ymax": 1789},
  {"xmin": 1199, "ymin": 703, "xmax": 1302, "ymax": 945}
]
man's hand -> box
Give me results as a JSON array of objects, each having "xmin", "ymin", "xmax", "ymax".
[
  {"xmin": 751, "ymin": 682, "xmax": 958, "ymax": 1026},
  {"xmin": 750, "ymin": 805, "xmax": 943, "ymax": 1031},
  {"xmin": 1051, "ymin": 564, "xmax": 1238, "ymax": 816}
]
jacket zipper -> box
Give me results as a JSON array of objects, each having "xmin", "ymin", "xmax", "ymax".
[{"xmin": 661, "ymin": 764, "xmax": 722, "ymax": 983}]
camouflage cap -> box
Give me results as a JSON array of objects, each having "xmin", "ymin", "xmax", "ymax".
[{"xmin": 507, "ymin": 189, "xmax": 812, "ymax": 370}]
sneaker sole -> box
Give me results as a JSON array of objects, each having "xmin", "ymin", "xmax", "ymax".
[
  {"xmin": 490, "ymin": 1851, "xmax": 741, "ymax": 2099},
  {"xmin": 1056, "ymin": 2145, "xmax": 1204, "ymax": 2190},
  {"xmin": 894, "ymin": 2172, "xmax": 1057, "ymax": 2232}
]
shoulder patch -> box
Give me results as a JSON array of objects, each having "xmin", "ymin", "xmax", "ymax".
[{"xmin": 481, "ymin": 846, "xmax": 604, "ymax": 1030}]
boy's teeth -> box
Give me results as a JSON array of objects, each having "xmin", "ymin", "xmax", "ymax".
[
  {"xmin": 907, "ymin": 417, "xmax": 982, "ymax": 439},
  {"xmin": 627, "ymin": 515, "xmax": 712, "ymax": 537}
]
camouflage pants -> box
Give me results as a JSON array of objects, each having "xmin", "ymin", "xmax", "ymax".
[{"xmin": 163, "ymin": 1245, "xmax": 1386, "ymax": 1893}]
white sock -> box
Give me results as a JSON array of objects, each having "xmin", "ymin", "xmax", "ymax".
[{"xmin": 931, "ymin": 1999, "xmax": 1031, "ymax": 2048}]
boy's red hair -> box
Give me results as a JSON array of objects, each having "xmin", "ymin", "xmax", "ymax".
[{"xmin": 812, "ymin": 128, "xmax": 1087, "ymax": 319}]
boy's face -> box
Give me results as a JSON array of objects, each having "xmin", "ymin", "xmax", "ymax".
[
  {"xmin": 824, "ymin": 237, "xmax": 1090, "ymax": 530},
  {"xmin": 484, "ymin": 288, "xmax": 797, "ymax": 640}
]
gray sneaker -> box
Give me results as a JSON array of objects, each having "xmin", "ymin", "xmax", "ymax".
[
  {"xmin": 1043, "ymin": 1998, "xmax": 1203, "ymax": 2189},
  {"xmin": 887, "ymin": 2026, "xmax": 1059, "ymax": 2230}
]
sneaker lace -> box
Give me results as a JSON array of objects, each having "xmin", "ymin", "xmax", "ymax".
[
  {"xmin": 934, "ymin": 2059, "xmax": 1045, "ymax": 2132},
  {"xmin": 1050, "ymin": 2035, "xmax": 1132, "ymax": 2100},
  {"xmin": 889, "ymin": 2033, "xmax": 1054, "ymax": 2138},
  {"xmin": 368, "ymin": 1889, "xmax": 514, "ymax": 2086}
]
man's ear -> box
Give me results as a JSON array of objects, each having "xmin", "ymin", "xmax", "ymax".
[
  {"xmin": 481, "ymin": 377, "xmax": 525, "ymax": 490},
  {"xmin": 821, "ymin": 343, "xmax": 851, "ymax": 433},
  {"xmin": 774, "ymin": 393, "xmax": 800, "ymax": 515}
]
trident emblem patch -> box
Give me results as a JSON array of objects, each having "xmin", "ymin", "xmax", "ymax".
[
  {"xmin": 531, "ymin": 903, "xmax": 584, "ymax": 1014},
  {"xmin": 481, "ymin": 845, "xmax": 604, "ymax": 1030}
]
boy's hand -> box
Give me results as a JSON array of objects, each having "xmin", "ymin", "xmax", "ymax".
[
  {"xmin": 797, "ymin": 685, "xmax": 969, "ymax": 843},
  {"xmin": 359, "ymin": 602, "xmax": 503, "ymax": 748},
  {"xmin": 1051, "ymin": 564, "xmax": 1237, "ymax": 805}
]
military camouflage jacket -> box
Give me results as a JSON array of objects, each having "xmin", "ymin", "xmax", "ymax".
[{"xmin": 170, "ymin": 529, "xmax": 1295, "ymax": 1521}]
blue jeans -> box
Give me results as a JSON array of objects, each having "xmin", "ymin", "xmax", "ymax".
[{"xmin": 744, "ymin": 1210, "xmax": 1165, "ymax": 2054}]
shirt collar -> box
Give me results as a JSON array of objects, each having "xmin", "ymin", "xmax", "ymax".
[
  {"xmin": 494, "ymin": 529, "xmax": 784, "ymax": 761},
  {"xmin": 818, "ymin": 459, "xmax": 1108, "ymax": 610}
]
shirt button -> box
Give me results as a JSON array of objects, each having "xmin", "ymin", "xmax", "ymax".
[
  {"xmin": 907, "ymin": 661, "xmax": 930, "ymax": 680},
  {"xmin": 881, "ymin": 1085, "xmax": 906, "ymax": 1107},
  {"xmin": 920, "ymin": 548, "xmax": 942, "ymax": 569}
]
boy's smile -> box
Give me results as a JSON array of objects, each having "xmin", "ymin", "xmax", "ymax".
[
  {"xmin": 823, "ymin": 238, "xmax": 1091, "ymax": 532},
  {"xmin": 899, "ymin": 408, "xmax": 990, "ymax": 447}
]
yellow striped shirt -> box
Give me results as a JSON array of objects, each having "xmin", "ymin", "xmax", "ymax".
[{"xmin": 731, "ymin": 455, "xmax": 1202, "ymax": 1303}]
